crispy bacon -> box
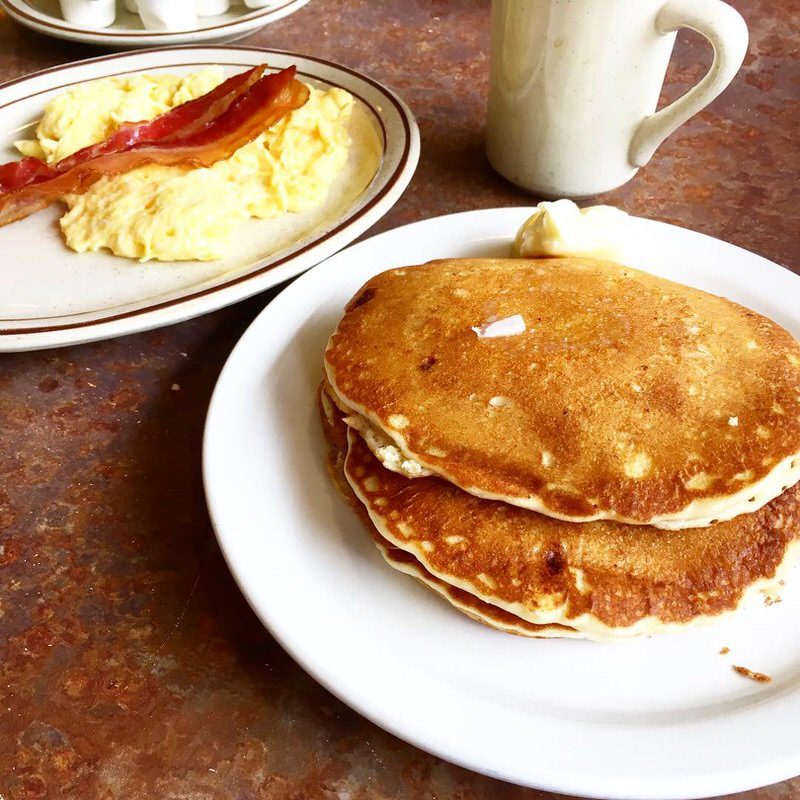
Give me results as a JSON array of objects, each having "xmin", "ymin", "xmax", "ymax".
[
  {"xmin": 0, "ymin": 65, "xmax": 308, "ymax": 227},
  {"xmin": 0, "ymin": 65, "xmax": 266, "ymax": 195},
  {"xmin": 0, "ymin": 157, "xmax": 54, "ymax": 192},
  {"xmin": 60, "ymin": 65, "xmax": 269, "ymax": 171}
]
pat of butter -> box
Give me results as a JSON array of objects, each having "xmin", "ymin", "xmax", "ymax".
[
  {"xmin": 514, "ymin": 199, "xmax": 629, "ymax": 263},
  {"xmin": 471, "ymin": 314, "xmax": 526, "ymax": 339}
]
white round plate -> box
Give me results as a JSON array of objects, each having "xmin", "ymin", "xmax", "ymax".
[
  {"xmin": 0, "ymin": 0, "xmax": 310, "ymax": 47},
  {"xmin": 204, "ymin": 208, "xmax": 800, "ymax": 800},
  {"xmin": 0, "ymin": 45, "xmax": 418, "ymax": 351}
]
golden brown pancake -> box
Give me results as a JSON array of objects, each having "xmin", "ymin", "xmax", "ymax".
[
  {"xmin": 374, "ymin": 535, "xmax": 583, "ymax": 639},
  {"xmin": 325, "ymin": 258, "xmax": 800, "ymax": 529},
  {"xmin": 343, "ymin": 425, "xmax": 800, "ymax": 639},
  {"xmin": 319, "ymin": 385, "xmax": 575, "ymax": 638}
]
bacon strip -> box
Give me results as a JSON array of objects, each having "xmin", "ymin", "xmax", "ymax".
[
  {"xmin": 0, "ymin": 67, "xmax": 308, "ymax": 228},
  {"xmin": 59, "ymin": 65, "xmax": 269, "ymax": 171},
  {"xmin": 0, "ymin": 65, "xmax": 266, "ymax": 194},
  {"xmin": 0, "ymin": 157, "xmax": 53, "ymax": 193}
]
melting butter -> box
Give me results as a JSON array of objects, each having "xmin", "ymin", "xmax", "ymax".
[{"xmin": 514, "ymin": 199, "xmax": 629, "ymax": 263}]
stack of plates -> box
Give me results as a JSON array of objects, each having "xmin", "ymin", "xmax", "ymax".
[{"xmin": 0, "ymin": 0, "xmax": 310, "ymax": 46}]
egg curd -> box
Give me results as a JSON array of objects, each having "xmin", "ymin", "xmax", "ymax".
[{"xmin": 15, "ymin": 68, "xmax": 362, "ymax": 261}]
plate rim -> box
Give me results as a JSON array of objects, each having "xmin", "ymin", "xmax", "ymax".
[
  {"xmin": 203, "ymin": 207, "xmax": 800, "ymax": 800},
  {"xmin": 0, "ymin": 44, "xmax": 420, "ymax": 351},
  {"xmin": 0, "ymin": 0, "xmax": 311, "ymax": 44}
]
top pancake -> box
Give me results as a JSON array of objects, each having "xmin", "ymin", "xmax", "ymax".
[{"xmin": 325, "ymin": 258, "xmax": 800, "ymax": 528}]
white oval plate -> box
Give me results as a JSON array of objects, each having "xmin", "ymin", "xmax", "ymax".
[
  {"xmin": 0, "ymin": 0, "xmax": 310, "ymax": 47},
  {"xmin": 204, "ymin": 208, "xmax": 800, "ymax": 800},
  {"xmin": 0, "ymin": 45, "xmax": 418, "ymax": 351}
]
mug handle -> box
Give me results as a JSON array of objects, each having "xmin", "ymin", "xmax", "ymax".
[{"xmin": 629, "ymin": 0, "xmax": 748, "ymax": 168}]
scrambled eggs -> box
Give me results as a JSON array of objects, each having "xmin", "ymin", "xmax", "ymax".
[{"xmin": 15, "ymin": 68, "xmax": 358, "ymax": 261}]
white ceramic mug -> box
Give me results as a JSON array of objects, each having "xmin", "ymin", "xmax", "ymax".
[{"xmin": 486, "ymin": 0, "xmax": 749, "ymax": 197}]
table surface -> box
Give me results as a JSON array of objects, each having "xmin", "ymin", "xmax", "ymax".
[{"xmin": 1, "ymin": 1, "xmax": 798, "ymax": 798}]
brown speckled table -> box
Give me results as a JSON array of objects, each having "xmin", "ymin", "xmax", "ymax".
[{"xmin": 1, "ymin": 2, "xmax": 798, "ymax": 798}]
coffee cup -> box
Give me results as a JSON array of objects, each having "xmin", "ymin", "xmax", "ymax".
[{"xmin": 486, "ymin": 0, "xmax": 748, "ymax": 197}]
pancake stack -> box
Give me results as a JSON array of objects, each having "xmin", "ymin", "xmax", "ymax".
[{"xmin": 321, "ymin": 257, "xmax": 800, "ymax": 639}]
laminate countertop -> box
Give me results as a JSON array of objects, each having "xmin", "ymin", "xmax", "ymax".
[{"xmin": 1, "ymin": 1, "xmax": 798, "ymax": 797}]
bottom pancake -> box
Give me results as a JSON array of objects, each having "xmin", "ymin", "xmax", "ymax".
[
  {"xmin": 374, "ymin": 534, "xmax": 584, "ymax": 639},
  {"xmin": 343, "ymin": 427, "xmax": 800, "ymax": 639}
]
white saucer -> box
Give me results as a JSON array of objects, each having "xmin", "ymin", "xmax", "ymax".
[
  {"xmin": 0, "ymin": 46, "xmax": 419, "ymax": 351},
  {"xmin": 0, "ymin": 0, "xmax": 310, "ymax": 46},
  {"xmin": 204, "ymin": 207, "xmax": 800, "ymax": 800}
]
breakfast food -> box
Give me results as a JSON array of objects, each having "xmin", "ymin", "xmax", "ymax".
[
  {"xmin": 325, "ymin": 258, "xmax": 800, "ymax": 529},
  {"xmin": 323, "ymin": 391, "xmax": 800, "ymax": 639},
  {"xmin": 4, "ymin": 65, "xmax": 380, "ymax": 261},
  {"xmin": 1, "ymin": 66, "xmax": 306, "ymax": 229},
  {"xmin": 515, "ymin": 199, "xmax": 630, "ymax": 262},
  {"xmin": 321, "ymin": 401, "xmax": 576, "ymax": 638},
  {"xmin": 320, "ymin": 256, "xmax": 800, "ymax": 639},
  {"xmin": 343, "ymin": 425, "xmax": 800, "ymax": 639}
]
